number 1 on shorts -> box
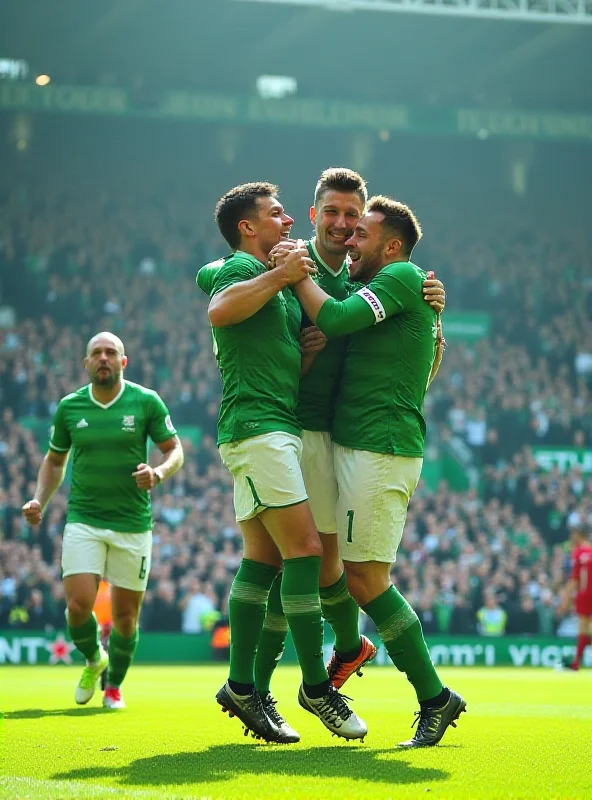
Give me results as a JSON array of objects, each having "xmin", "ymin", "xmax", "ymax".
[{"xmin": 346, "ymin": 509, "xmax": 354, "ymax": 543}]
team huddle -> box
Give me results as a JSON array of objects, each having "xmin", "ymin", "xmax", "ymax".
[{"xmin": 20, "ymin": 167, "xmax": 590, "ymax": 747}]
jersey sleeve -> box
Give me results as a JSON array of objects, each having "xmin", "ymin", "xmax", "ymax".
[
  {"xmin": 316, "ymin": 263, "xmax": 423, "ymax": 337},
  {"xmin": 196, "ymin": 260, "xmax": 224, "ymax": 296},
  {"xmin": 147, "ymin": 392, "xmax": 177, "ymax": 444},
  {"xmin": 210, "ymin": 257, "xmax": 261, "ymax": 297},
  {"xmin": 571, "ymin": 549, "xmax": 581, "ymax": 582},
  {"xmin": 49, "ymin": 400, "xmax": 72, "ymax": 453}
]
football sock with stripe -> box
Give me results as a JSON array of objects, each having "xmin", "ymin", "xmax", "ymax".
[
  {"xmin": 107, "ymin": 627, "xmax": 139, "ymax": 688},
  {"xmin": 254, "ymin": 571, "xmax": 289, "ymax": 696},
  {"xmin": 228, "ymin": 558, "xmax": 279, "ymax": 688},
  {"xmin": 281, "ymin": 556, "xmax": 329, "ymax": 689},
  {"xmin": 320, "ymin": 572, "xmax": 361, "ymax": 657},
  {"xmin": 363, "ymin": 585, "xmax": 443, "ymax": 702},
  {"xmin": 68, "ymin": 612, "xmax": 100, "ymax": 662}
]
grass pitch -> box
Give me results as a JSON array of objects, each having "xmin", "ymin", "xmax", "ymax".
[{"xmin": 1, "ymin": 665, "xmax": 590, "ymax": 799}]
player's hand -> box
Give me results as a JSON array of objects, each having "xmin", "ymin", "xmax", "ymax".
[
  {"xmin": 423, "ymin": 273, "xmax": 446, "ymax": 314},
  {"xmin": 268, "ymin": 239, "xmax": 298, "ymax": 269},
  {"xmin": 132, "ymin": 463, "xmax": 158, "ymax": 490},
  {"xmin": 22, "ymin": 499, "xmax": 42, "ymax": 525},
  {"xmin": 300, "ymin": 326, "xmax": 327, "ymax": 355},
  {"xmin": 274, "ymin": 247, "xmax": 317, "ymax": 285}
]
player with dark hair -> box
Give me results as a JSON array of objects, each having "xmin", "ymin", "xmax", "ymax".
[
  {"xmin": 275, "ymin": 194, "xmax": 464, "ymax": 748},
  {"xmin": 22, "ymin": 332, "xmax": 184, "ymax": 709},
  {"xmin": 197, "ymin": 181, "xmax": 368, "ymax": 744},
  {"xmin": 559, "ymin": 525, "xmax": 592, "ymax": 671}
]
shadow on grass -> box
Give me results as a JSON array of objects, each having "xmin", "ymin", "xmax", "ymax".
[
  {"xmin": 52, "ymin": 744, "xmax": 449, "ymax": 788},
  {"xmin": 4, "ymin": 708, "xmax": 107, "ymax": 720}
]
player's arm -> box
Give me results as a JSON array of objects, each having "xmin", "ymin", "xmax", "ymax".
[
  {"xmin": 427, "ymin": 318, "xmax": 446, "ymax": 388},
  {"xmin": 22, "ymin": 449, "xmax": 69, "ymax": 525},
  {"xmin": 558, "ymin": 578, "xmax": 578, "ymax": 615},
  {"xmin": 22, "ymin": 400, "xmax": 72, "ymax": 524},
  {"xmin": 134, "ymin": 397, "xmax": 184, "ymax": 490},
  {"xmin": 208, "ymin": 248, "xmax": 316, "ymax": 328},
  {"xmin": 294, "ymin": 267, "xmax": 418, "ymax": 337}
]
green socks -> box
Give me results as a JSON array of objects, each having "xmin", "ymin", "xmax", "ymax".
[
  {"xmin": 363, "ymin": 585, "xmax": 442, "ymax": 702},
  {"xmin": 254, "ymin": 572, "xmax": 289, "ymax": 696},
  {"xmin": 68, "ymin": 613, "xmax": 100, "ymax": 662},
  {"xmin": 107, "ymin": 628, "xmax": 139, "ymax": 688},
  {"xmin": 320, "ymin": 572, "xmax": 361, "ymax": 655},
  {"xmin": 281, "ymin": 556, "xmax": 327, "ymax": 687},
  {"xmin": 228, "ymin": 559, "xmax": 279, "ymax": 686}
]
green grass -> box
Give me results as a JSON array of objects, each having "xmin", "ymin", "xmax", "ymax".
[{"xmin": 1, "ymin": 665, "xmax": 590, "ymax": 799}]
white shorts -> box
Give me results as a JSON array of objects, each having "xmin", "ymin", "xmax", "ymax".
[
  {"xmin": 334, "ymin": 445, "xmax": 423, "ymax": 563},
  {"xmin": 62, "ymin": 523, "xmax": 152, "ymax": 592},
  {"xmin": 219, "ymin": 432, "xmax": 308, "ymax": 523},
  {"xmin": 300, "ymin": 430, "xmax": 338, "ymax": 534}
]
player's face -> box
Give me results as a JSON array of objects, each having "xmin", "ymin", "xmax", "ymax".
[
  {"xmin": 253, "ymin": 196, "xmax": 294, "ymax": 257},
  {"xmin": 311, "ymin": 190, "xmax": 365, "ymax": 257},
  {"xmin": 84, "ymin": 336, "xmax": 127, "ymax": 388},
  {"xmin": 345, "ymin": 212, "xmax": 388, "ymax": 283}
]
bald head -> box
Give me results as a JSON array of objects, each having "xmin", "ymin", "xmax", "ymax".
[
  {"xmin": 84, "ymin": 331, "xmax": 127, "ymax": 390},
  {"xmin": 86, "ymin": 332, "xmax": 125, "ymax": 357}
]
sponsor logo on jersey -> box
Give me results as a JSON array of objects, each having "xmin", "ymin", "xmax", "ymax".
[
  {"xmin": 76, "ymin": 418, "xmax": 89, "ymax": 428},
  {"xmin": 356, "ymin": 287, "xmax": 386, "ymax": 323},
  {"xmin": 165, "ymin": 414, "xmax": 175, "ymax": 432},
  {"xmin": 122, "ymin": 414, "xmax": 135, "ymax": 432}
]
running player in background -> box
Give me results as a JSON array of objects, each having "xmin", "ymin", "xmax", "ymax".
[
  {"xmin": 285, "ymin": 195, "xmax": 464, "ymax": 748},
  {"xmin": 197, "ymin": 182, "xmax": 367, "ymax": 744},
  {"xmin": 559, "ymin": 525, "xmax": 592, "ymax": 671},
  {"xmin": 22, "ymin": 332, "xmax": 184, "ymax": 709}
]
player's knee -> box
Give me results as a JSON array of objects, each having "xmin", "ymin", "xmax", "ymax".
[
  {"xmin": 66, "ymin": 597, "xmax": 94, "ymax": 621},
  {"xmin": 343, "ymin": 563, "xmax": 388, "ymax": 606},
  {"xmin": 113, "ymin": 613, "xmax": 138, "ymax": 638}
]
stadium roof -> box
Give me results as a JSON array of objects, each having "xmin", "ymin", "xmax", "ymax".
[{"xmin": 1, "ymin": 0, "xmax": 591, "ymax": 112}]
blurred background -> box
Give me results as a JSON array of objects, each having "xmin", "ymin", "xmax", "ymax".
[{"xmin": 0, "ymin": 0, "xmax": 591, "ymax": 653}]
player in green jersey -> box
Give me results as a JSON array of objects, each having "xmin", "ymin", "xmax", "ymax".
[
  {"xmin": 256, "ymin": 171, "xmax": 446, "ymax": 700},
  {"xmin": 198, "ymin": 182, "xmax": 367, "ymax": 744},
  {"xmin": 285, "ymin": 195, "xmax": 466, "ymax": 748},
  {"xmin": 22, "ymin": 332, "xmax": 184, "ymax": 709}
]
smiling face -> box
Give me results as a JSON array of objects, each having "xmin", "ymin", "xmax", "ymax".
[
  {"xmin": 345, "ymin": 210, "xmax": 402, "ymax": 283},
  {"xmin": 84, "ymin": 333, "xmax": 127, "ymax": 388},
  {"xmin": 310, "ymin": 189, "xmax": 365, "ymax": 259},
  {"xmin": 242, "ymin": 195, "xmax": 294, "ymax": 258}
]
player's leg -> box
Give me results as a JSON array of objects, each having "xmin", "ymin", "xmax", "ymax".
[
  {"xmin": 219, "ymin": 432, "xmax": 366, "ymax": 739},
  {"xmin": 216, "ymin": 516, "xmax": 290, "ymax": 741},
  {"xmin": 102, "ymin": 530, "xmax": 152, "ymax": 708},
  {"xmin": 62, "ymin": 523, "xmax": 109, "ymax": 704},
  {"xmin": 570, "ymin": 610, "xmax": 592, "ymax": 670},
  {"xmin": 300, "ymin": 430, "xmax": 373, "ymax": 687},
  {"xmin": 336, "ymin": 447, "xmax": 465, "ymax": 747},
  {"xmin": 260, "ymin": 502, "xmax": 367, "ymax": 739}
]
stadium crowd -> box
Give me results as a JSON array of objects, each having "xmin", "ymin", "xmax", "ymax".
[{"xmin": 1, "ymin": 172, "xmax": 591, "ymax": 639}]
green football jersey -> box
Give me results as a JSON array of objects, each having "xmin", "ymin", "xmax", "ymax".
[
  {"xmin": 49, "ymin": 380, "xmax": 176, "ymax": 532},
  {"xmin": 329, "ymin": 261, "xmax": 437, "ymax": 457},
  {"xmin": 296, "ymin": 240, "xmax": 350, "ymax": 432},
  {"xmin": 197, "ymin": 250, "xmax": 302, "ymax": 445}
]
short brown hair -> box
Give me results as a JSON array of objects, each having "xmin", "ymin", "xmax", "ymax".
[
  {"xmin": 367, "ymin": 195, "xmax": 422, "ymax": 257},
  {"xmin": 314, "ymin": 167, "xmax": 367, "ymax": 208},
  {"xmin": 215, "ymin": 182, "xmax": 279, "ymax": 249}
]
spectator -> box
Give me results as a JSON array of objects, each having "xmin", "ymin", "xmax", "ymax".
[{"xmin": 476, "ymin": 594, "xmax": 508, "ymax": 637}]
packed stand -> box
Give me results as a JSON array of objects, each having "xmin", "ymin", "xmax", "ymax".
[{"xmin": 1, "ymin": 177, "xmax": 591, "ymax": 638}]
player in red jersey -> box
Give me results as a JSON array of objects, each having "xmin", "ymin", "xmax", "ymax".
[{"xmin": 559, "ymin": 526, "xmax": 592, "ymax": 671}]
